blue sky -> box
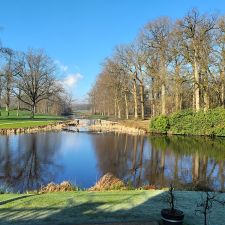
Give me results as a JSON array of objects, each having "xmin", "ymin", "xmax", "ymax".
[{"xmin": 0, "ymin": 0, "xmax": 225, "ymax": 102}]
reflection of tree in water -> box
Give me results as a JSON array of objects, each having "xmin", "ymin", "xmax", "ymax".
[
  {"xmin": 93, "ymin": 133, "xmax": 225, "ymax": 191},
  {"xmin": 92, "ymin": 133, "xmax": 146, "ymax": 187},
  {"xmin": 0, "ymin": 132, "xmax": 62, "ymax": 192},
  {"xmin": 149, "ymin": 136, "xmax": 225, "ymax": 191}
]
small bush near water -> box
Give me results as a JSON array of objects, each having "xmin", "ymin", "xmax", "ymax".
[
  {"xmin": 149, "ymin": 115, "xmax": 170, "ymax": 134},
  {"xmin": 149, "ymin": 107, "xmax": 225, "ymax": 136}
]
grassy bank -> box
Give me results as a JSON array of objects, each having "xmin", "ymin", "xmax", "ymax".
[
  {"xmin": 149, "ymin": 107, "xmax": 225, "ymax": 136},
  {"xmin": 0, "ymin": 109, "xmax": 65, "ymax": 129},
  {"xmin": 0, "ymin": 190, "xmax": 224, "ymax": 225},
  {"xmin": 119, "ymin": 119, "xmax": 149, "ymax": 132}
]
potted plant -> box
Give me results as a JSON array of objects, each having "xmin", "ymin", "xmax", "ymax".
[{"xmin": 161, "ymin": 184, "xmax": 184, "ymax": 225}]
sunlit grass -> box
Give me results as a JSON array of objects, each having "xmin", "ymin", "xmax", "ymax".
[
  {"xmin": 0, "ymin": 190, "xmax": 224, "ymax": 225},
  {"xmin": 0, "ymin": 108, "xmax": 65, "ymax": 129}
]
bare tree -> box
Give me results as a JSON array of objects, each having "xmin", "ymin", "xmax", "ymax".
[
  {"xmin": 178, "ymin": 9, "xmax": 217, "ymax": 112},
  {"xmin": 142, "ymin": 17, "xmax": 172, "ymax": 115},
  {"xmin": 1, "ymin": 48, "xmax": 16, "ymax": 116},
  {"xmin": 90, "ymin": 9, "xmax": 224, "ymax": 119},
  {"xmin": 216, "ymin": 16, "xmax": 225, "ymax": 107},
  {"xmin": 195, "ymin": 191, "xmax": 225, "ymax": 225},
  {"xmin": 116, "ymin": 45, "xmax": 140, "ymax": 119},
  {"xmin": 14, "ymin": 50, "xmax": 56, "ymax": 118}
]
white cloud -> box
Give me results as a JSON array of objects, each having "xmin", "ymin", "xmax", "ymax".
[
  {"xmin": 62, "ymin": 73, "xmax": 83, "ymax": 88},
  {"xmin": 60, "ymin": 65, "xmax": 69, "ymax": 72},
  {"xmin": 55, "ymin": 60, "xmax": 69, "ymax": 73},
  {"xmin": 55, "ymin": 60, "xmax": 83, "ymax": 94}
]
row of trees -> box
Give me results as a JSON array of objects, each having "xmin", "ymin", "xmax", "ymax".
[
  {"xmin": 89, "ymin": 9, "xmax": 225, "ymax": 119},
  {"xmin": 0, "ymin": 46, "xmax": 72, "ymax": 118}
]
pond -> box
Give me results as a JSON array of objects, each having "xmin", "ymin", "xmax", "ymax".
[{"xmin": 0, "ymin": 130, "xmax": 224, "ymax": 192}]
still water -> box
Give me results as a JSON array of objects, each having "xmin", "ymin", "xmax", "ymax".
[{"xmin": 0, "ymin": 131, "xmax": 224, "ymax": 192}]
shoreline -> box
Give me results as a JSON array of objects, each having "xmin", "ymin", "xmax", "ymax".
[
  {"xmin": 0, "ymin": 120, "xmax": 76, "ymax": 135},
  {"xmin": 89, "ymin": 120, "xmax": 147, "ymax": 135}
]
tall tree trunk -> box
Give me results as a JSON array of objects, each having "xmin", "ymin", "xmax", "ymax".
[
  {"xmin": 140, "ymin": 84, "xmax": 145, "ymax": 119},
  {"xmin": 175, "ymin": 66, "xmax": 181, "ymax": 112},
  {"xmin": 194, "ymin": 57, "xmax": 200, "ymax": 112},
  {"xmin": 124, "ymin": 93, "xmax": 129, "ymax": 120},
  {"xmin": 192, "ymin": 85, "xmax": 196, "ymax": 111},
  {"xmin": 175, "ymin": 88, "xmax": 180, "ymax": 112},
  {"xmin": 149, "ymin": 78, "xmax": 155, "ymax": 117},
  {"xmin": 161, "ymin": 62, "xmax": 167, "ymax": 115},
  {"xmin": 6, "ymin": 56, "xmax": 12, "ymax": 117},
  {"xmin": 133, "ymin": 79, "xmax": 138, "ymax": 119},
  {"xmin": 203, "ymin": 91, "xmax": 210, "ymax": 112},
  {"xmin": 203, "ymin": 68, "xmax": 210, "ymax": 112},
  {"xmin": 31, "ymin": 104, "xmax": 36, "ymax": 119},
  {"xmin": 153, "ymin": 92, "xmax": 157, "ymax": 117},
  {"xmin": 161, "ymin": 83, "xmax": 166, "ymax": 115},
  {"xmin": 107, "ymin": 107, "xmax": 110, "ymax": 116},
  {"xmin": 114, "ymin": 98, "xmax": 117, "ymax": 118},
  {"xmin": 117, "ymin": 103, "xmax": 121, "ymax": 119},
  {"xmin": 17, "ymin": 89, "xmax": 21, "ymax": 117},
  {"xmin": 6, "ymin": 77, "xmax": 10, "ymax": 116},
  {"xmin": 6, "ymin": 104, "xmax": 9, "ymax": 116},
  {"xmin": 17, "ymin": 100, "xmax": 20, "ymax": 117}
]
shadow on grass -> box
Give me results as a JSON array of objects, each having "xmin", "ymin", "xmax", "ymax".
[
  {"xmin": 1, "ymin": 191, "xmax": 224, "ymax": 225},
  {"xmin": 0, "ymin": 192, "xmax": 164, "ymax": 225},
  {"xmin": 0, "ymin": 195, "xmax": 34, "ymax": 206}
]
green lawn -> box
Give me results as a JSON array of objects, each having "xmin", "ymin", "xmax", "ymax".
[
  {"xmin": 0, "ymin": 190, "xmax": 224, "ymax": 225},
  {"xmin": 0, "ymin": 109, "xmax": 65, "ymax": 129}
]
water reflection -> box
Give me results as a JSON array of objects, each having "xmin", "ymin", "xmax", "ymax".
[
  {"xmin": 93, "ymin": 134, "xmax": 225, "ymax": 191},
  {"xmin": 0, "ymin": 132, "xmax": 224, "ymax": 192},
  {"xmin": 0, "ymin": 133, "xmax": 61, "ymax": 192}
]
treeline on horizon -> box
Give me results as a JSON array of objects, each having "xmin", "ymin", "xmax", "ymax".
[
  {"xmin": 89, "ymin": 9, "xmax": 225, "ymax": 120},
  {"xmin": 0, "ymin": 48, "xmax": 73, "ymax": 118}
]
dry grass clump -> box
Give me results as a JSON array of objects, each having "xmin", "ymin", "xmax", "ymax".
[
  {"xmin": 89, "ymin": 173, "xmax": 126, "ymax": 191},
  {"xmin": 40, "ymin": 181, "xmax": 75, "ymax": 193}
]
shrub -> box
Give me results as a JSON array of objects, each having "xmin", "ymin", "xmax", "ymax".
[
  {"xmin": 149, "ymin": 115, "xmax": 170, "ymax": 133},
  {"xmin": 149, "ymin": 107, "xmax": 225, "ymax": 136}
]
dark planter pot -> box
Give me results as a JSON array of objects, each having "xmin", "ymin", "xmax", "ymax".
[{"xmin": 161, "ymin": 208, "xmax": 184, "ymax": 225}]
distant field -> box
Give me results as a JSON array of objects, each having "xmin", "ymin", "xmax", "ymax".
[
  {"xmin": 0, "ymin": 108, "xmax": 65, "ymax": 129},
  {"xmin": 74, "ymin": 111, "xmax": 109, "ymax": 120}
]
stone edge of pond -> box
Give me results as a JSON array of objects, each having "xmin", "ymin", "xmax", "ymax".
[{"xmin": 0, "ymin": 120, "xmax": 76, "ymax": 135}]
